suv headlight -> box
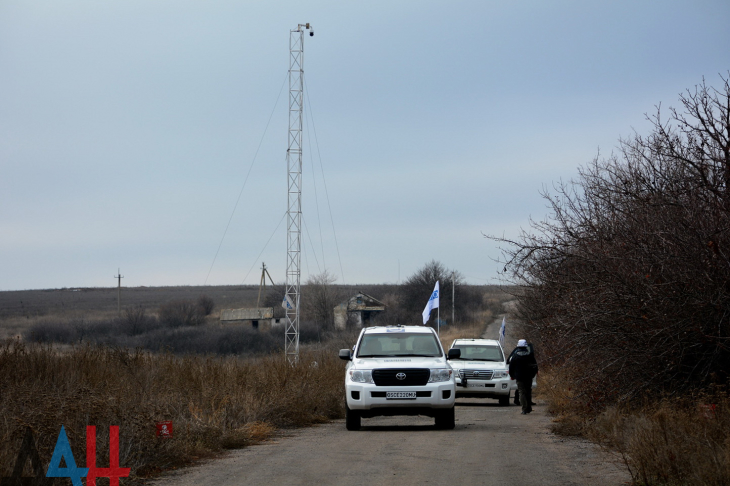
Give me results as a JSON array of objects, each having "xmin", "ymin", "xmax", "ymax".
[
  {"xmin": 493, "ymin": 370, "xmax": 509, "ymax": 379},
  {"xmin": 428, "ymin": 368, "xmax": 453, "ymax": 382},
  {"xmin": 349, "ymin": 369, "xmax": 374, "ymax": 383}
]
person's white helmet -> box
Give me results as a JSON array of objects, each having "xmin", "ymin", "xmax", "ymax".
[{"xmin": 517, "ymin": 339, "xmax": 528, "ymax": 347}]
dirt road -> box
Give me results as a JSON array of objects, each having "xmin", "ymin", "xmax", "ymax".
[{"xmin": 151, "ymin": 319, "xmax": 630, "ymax": 486}]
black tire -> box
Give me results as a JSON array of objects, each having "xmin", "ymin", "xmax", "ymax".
[
  {"xmin": 345, "ymin": 404, "xmax": 361, "ymax": 431},
  {"xmin": 434, "ymin": 407, "xmax": 455, "ymax": 429},
  {"xmin": 498, "ymin": 395, "xmax": 510, "ymax": 406}
]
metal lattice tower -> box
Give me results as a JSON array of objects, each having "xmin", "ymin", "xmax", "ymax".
[{"xmin": 285, "ymin": 23, "xmax": 312, "ymax": 365}]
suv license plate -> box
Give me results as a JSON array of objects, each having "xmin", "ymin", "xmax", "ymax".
[
  {"xmin": 467, "ymin": 383, "xmax": 486, "ymax": 388},
  {"xmin": 386, "ymin": 391, "xmax": 416, "ymax": 399}
]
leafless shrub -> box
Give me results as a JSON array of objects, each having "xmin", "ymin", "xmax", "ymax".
[
  {"xmin": 490, "ymin": 75, "xmax": 730, "ymax": 409},
  {"xmin": 298, "ymin": 321, "xmax": 322, "ymax": 343},
  {"xmin": 302, "ymin": 270, "xmax": 341, "ymax": 331},
  {"xmin": 132, "ymin": 326, "xmax": 281, "ymax": 355},
  {"xmin": 26, "ymin": 319, "xmax": 78, "ymax": 343},
  {"xmin": 158, "ymin": 300, "xmax": 205, "ymax": 328},
  {"xmin": 121, "ymin": 305, "xmax": 159, "ymax": 336},
  {"xmin": 196, "ymin": 295, "xmax": 215, "ymax": 316}
]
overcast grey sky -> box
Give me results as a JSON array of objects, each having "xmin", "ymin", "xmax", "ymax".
[{"xmin": 1, "ymin": 0, "xmax": 729, "ymax": 291}]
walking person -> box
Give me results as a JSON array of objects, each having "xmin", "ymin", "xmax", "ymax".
[
  {"xmin": 506, "ymin": 341, "xmax": 536, "ymax": 406},
  {"xmin": 508, "ymin": 339, "xmax": 538, "ymax": 414}
]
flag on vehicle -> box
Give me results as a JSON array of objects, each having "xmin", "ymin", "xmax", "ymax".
[
  {"xmin": 421, "ymin": 281, "xmax": 440, "ymax": 324},
  {"xmin": 499, "ymin": 316, "xmax": 506, "ymax": 347},
  {"xmin": 282, "ymin": 294, "xmax": 295, "ymax": 310}
]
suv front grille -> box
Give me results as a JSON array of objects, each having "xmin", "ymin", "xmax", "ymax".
[
  {"xmin": 460, "ymin": 369, "xmax": 494, "ymax": 380},
  {"xmin": 372, "ymin": 368, "xmax": 430, "ymax": 386}
]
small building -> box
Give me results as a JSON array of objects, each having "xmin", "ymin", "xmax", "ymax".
[
  {"xmin": 220, "ymin": 307, "xmax": 283, "ymax": 330},
  {"xmin": 334, "ymin": 292, "xmax": 386, "ymax": 330}
]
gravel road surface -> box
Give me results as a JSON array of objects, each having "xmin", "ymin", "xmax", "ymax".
[{"xmin": 151, "ymin": 318, "xmax": 630, "ymax": 486}]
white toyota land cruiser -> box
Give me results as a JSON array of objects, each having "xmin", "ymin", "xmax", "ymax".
[
  {"xmin": 339, "ymin": 325, "xmax": 461, "ymax": 430},
  {"xmin": 449, "ymin": 338, "xmax": 512, "ymax": 406}
]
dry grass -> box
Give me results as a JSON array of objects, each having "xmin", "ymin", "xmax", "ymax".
[
  {"xmin": 0, "ymin": 339, "xmax": 345, "ymax": 482},
  {"xmin": 534, "ymin": 367, "xmax": 589, "ymax": 436},
  {"xmin": 0, "ymin": 285, "xmax": 507, "ymax": 482},
  {"xmin": 437, "ymin": 316, "xmax": 491, "ymax": 351},
  {"xmin": 589, "ymin": 396, "xmax": 730, "ymax": 486},
  {"xmin": 538, "ymin": 366, "xmax": 730, "ymax": 485}
]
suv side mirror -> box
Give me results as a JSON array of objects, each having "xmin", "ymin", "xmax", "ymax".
[
  {"xmin": 339, "ymin": 349, "xmax": 352, "ymax": 361},
  {"xmin": 447, "ymin": 348, "xmax": 461, "ymax": 360}
]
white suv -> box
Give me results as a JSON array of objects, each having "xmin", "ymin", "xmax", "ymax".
[
  {"xmin": 449, "ymin": 338, "xmax": 512, "ymax": 406},
  {"xmin": 339, "ymin": 325, "xmax": 461, "ymax": 430}
]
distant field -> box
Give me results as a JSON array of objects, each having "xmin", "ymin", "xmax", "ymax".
[
  {"xmin": 0, "ymin": 284, "xmax": 513, "ymax": 342},
  {"xmin": 0, "ymin": 285, "xmax": 261, "ymax": 319},
  {"xmin": 0, "ymin": 284, "xmax": 507, "ymax": 481},
  {"xmin": 0, "ymin": 285, "xmax": 265, "ymax": 340}
]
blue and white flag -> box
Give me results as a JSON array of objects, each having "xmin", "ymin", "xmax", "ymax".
[
  {"xmin": 499, "ymin": 316, "xmax": 506, "ymax": 347},
  {"xmin": 421, "ymin": 281, "xmax": 440, "ymax": 324},
  {"xmin": 282, "ymin": 294, "xmax": 295, "ymax": 310}
]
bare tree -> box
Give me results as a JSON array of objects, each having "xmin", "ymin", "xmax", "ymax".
[
  {"xmin": 302, "ymin": 270, "xmax": 340, "ymax": 331},
  {"xmin": 197, "ymin": 295, "xmax": 215, "ymax": 316},
  {"xmin": 158, "ymin": 300, "xmax": 205, "ymax": 328},
  {"xmin": 400, "ymin": 260, "xmax": 465, "ymax": 324},
  {"xmin": 489, "ymin": 75, "xmax": 730, "ymax": 408}
]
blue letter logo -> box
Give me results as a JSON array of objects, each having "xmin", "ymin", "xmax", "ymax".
[{"xmin": 46, "ymin": 426, "xmax": 88, "ymax": 486}]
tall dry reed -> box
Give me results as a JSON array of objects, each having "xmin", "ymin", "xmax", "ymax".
[{"xmin": 0, "ymin": 339, "xmax": 344, "ymax": 482}]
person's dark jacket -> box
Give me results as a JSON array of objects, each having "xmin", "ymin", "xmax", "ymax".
[
  {"xmin": 508, "ymin": 345, "xmax": 538, "ymax": 381},
  {"xmin": 506, "ymin": 343, "xmax": 534, "ymax": 365}
]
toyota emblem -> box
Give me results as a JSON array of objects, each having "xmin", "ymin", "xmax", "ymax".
[{"xmin": 395, "ymin": 372, "xmax": 407, "ymax": 380}]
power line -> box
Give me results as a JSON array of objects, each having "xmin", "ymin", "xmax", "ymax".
[
  {"xmin": 240, "ymin": 211, "xmax": 287, "ymax": 285},
  {"xmin": 303, "ymin": 104, "xmax": 327, "ymax": 271},
  {"xmin": 303, "ymin": 76, "xmax": 346, "ymax": 284},
  {"xmin": 204, "ymin": 71, "xmax": 288, "ymax": 285},
  {"xmin": 302, "ymin": 215, "xmax": 322, "ymax": 275}
]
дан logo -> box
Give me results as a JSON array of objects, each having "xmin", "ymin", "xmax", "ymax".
[{"xmin": 2, "ymin": 425, "xmax": 130, "ymax": 486}]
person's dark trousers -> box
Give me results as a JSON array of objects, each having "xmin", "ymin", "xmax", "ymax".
[{"xmin": 517, "ymin": 379, "xmax": 532, "ymax": 413}]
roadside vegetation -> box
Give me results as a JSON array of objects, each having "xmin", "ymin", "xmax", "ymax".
[
  {"xmin": 0, "ymin": 272, "xmax": 510, "ymax": 482},
  {"xmin": 492, "ymin": 75, "xmax": 730, "ymax": 485},
  {"xmin": 0, "ymin": 340, "xmax": 342, "ymax": 483}
]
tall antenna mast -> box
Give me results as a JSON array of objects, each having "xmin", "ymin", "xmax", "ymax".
[{"xmin": 285, "ymin": 22, "xmax": 313, "ymax": 365}]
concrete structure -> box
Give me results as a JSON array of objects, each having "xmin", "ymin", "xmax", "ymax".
[
  {"xmin": 220, "ymin": 307, "xmax": 283, "ymax": 330},
  {"xmin": 334, "ymin": 292, "xmax": 386, "ymax": 330}
]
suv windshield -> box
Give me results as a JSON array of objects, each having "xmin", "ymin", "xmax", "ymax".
[
  {"xmin": 357, "ymin": 333, "xmax": 442, "ymax": 358},
  {"xmin": 451, "ymin": 344, "xmax": 503, "ymax": 361}
]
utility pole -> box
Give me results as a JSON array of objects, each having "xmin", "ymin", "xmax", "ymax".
[
  {"xmin": 257, "ymin": 262, "xmax": 276, "ymax": 308},
  {"xmin": 452, "ymin": 271, "xmax": 455, "ymax": 326},
  {"xmin": 285, "ymin": 22, "xmax": 313, "ymax": 365},
  {"xmin": 115, "ymin": 269, "xmax": 124, "ymax": 317}
]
